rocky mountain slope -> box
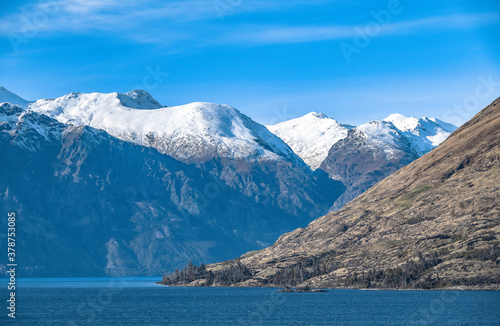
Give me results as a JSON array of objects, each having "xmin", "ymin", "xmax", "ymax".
[
  {"xmin": 0, "ymin": 95, "xmax": 343, "ymax": 277},
  {"xmin": 320, "ymin": 120, "xmax": 420, "ymax": 210},
  {"xmin": 162, "ymin": 97, "xmax": 500, "ymax": 289}
]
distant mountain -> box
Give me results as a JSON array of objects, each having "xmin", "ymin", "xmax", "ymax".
[
  {"xmin": 267, "ymin": 111, "xmax": 456, "ymax": 211},
  {"xmin": 320, "ymin": 120, "xmax": 420, "ymax": 210},
  {"xmin": 162, "ymin": 97, "xmax": 500, "ymax": 290},
  {"xmin": 383, "ymin": 113, "xmax": 457, "ymax": 155},
  {"xmin": 27, "ymin": 89, "xmax": 342, "ymax": 220},
  {"xmin": 0, "ymin": 86, "xmax": 31, "ymax": 108},
  {"xmin": 266, "ymin": 112, "xmax": 353, "ymax": 170},
  {"xmin": 0, "ymin": 88, "xmax": 345, "ymax": 277},
  {"xmin": 29, "ymin": 91, "xmax": 301, "ymax": 165}
]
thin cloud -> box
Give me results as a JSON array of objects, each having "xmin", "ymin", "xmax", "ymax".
[
  {"xmin": 1, "ymin": 1, "xmax": 498, "ymax": 51},
  {"xmin": 221, "ymin": 12, "xmax": 500, "ymax": 45},
  {"xmin": 0, "ymin": 0, "xmax": 330, "ymax": 35}
]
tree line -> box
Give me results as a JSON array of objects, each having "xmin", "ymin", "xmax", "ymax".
[
  {"xmin": 160, "ymin": 259, "xmax": 253, "ymax": 286},
  {"xmin": 160, "ymin": 245, "xmax": 500, "ymax": 289}
]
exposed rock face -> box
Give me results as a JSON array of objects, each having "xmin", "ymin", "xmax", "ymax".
[
  {"xmin": 0, "ymin": 103, "xmax": 343, "ymax": 277},
  {"xmin": 320, "ymin": 121, "xmax": 420, "ymax": 210},
  {"xmin": 168, "ymin": 97, "xmax": 500, "ymax": 289}
]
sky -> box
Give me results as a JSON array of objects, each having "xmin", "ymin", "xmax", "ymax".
[{"xmin": 0, "ymin": 0, "xmax": 499, "ymax": 126}]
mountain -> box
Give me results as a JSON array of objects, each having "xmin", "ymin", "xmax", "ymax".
[
  {"xmin": 29, "ymin": 91, "xmax": 301, "ymax": 165},
  {"xmin": 320, "ymin": 120, "xmax": 420, "ymax": 210},
  {"xmin": 266, "ymin": 112, "xmax": 353, "ymax": 170},
  {"xmin": 160, "ymin": 97, "xmax": 500, "ymax": 290},
  {"xmin": 27, "ymin": 89, "xmax": 343, "ymax": 220},
  {"xmin": 267, "ymin": 111, "xmax": 456, "ymax": 211},
  {"xmin": 0, "ymin": 103, "xmax": 325, "ymax": 276},
  {"xmin": 0, "ymin": 88, "xmax": 345, "ymax": 277},
  {"xmin": 0, "ymin": 86, "xmax": 31, "ymax": 108},
  {"xmin": 384, "ymin": 113, "xmax": 457, "ymax": 155}
]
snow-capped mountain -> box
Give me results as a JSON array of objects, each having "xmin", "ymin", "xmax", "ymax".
[
  {"xmin": 1, "ymin": 101, "xmax": 344, "ymax": 277},
  {"xmin": 269, "ymin": 111, "xmax": 457, "ymax": 210},
  {"xmin": 0, "ymin": 86, "xmax": 31, "ymax": 108},
  {"xmin": 267, "ymin": 112, "xmax": 456, "ymax": 171},
  {"xmin": 384, "ymin": 113, "xmax": 457, "ymax": 155},
  {"xmin": 0, "ymin": 88, "xmax": 346, "ymax": 276},
  {"xmin": 29, "ymin": 90, "xmax": 302, "ymax": 166},
  {"xmin": 0, "ymin": 86, "xmax": 460, "ymax": 276},
  {"xmin": 26, "ymin": 89, "xmax": 339, "ymax": 220},
  {"xmin": 320, "ymin": 120, "xmax": 420, "ymax": 210},
  {"xmin": 355, "ymin": 120, "xmax": 418, "ymax": 160},
  {"xmin": 266, "ymin": 112, "xmax": 354, "ymax": 170}
]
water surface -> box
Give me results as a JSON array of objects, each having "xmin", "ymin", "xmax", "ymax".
[{"xmin": 1, "ymin": 278, "xmax": 499, "ymax": 325}]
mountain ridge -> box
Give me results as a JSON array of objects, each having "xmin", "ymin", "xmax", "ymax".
[
  {"xmin": 267, "ymin": 111, "xmax": 456, "ymax": 173},
  {"xmin": 27, "ymin": 91, "xmax": 303, "ymax": 167}
]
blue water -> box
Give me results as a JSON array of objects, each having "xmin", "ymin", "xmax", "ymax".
[{"xmin": 0, "ymin": 278, "xmax": 499, "ymax": 325}]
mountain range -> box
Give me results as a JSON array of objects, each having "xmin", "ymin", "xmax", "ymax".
[
  {"xmin": 0, "ymin": 88, "xmax": 343, "ymax": 276},
  {"xmin": 0, "ymin": 87, "xmax": 457, "ymax": 277},
  {"xmin": 267, "ymin": 110, "xmax": 457, "ymax": 210},
  {"xmin": 160, "ymin": 97, "xmax": 500, "ymax": 290}
]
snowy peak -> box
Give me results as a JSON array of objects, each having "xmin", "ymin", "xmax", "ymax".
[
  {"xmin": 29, "ymin": 91, "xmax": 302, "ymax": 165},
  {"xmin": 383, "ymin": 113, "xmax": 457, "ymax": 155},
  {"xmin": 429, "ymin": 117, "xmax": 458, "ymax": 134},
  {"xmin": 0, "ymin": 86, "xmax": 31, "ymax": 108},
  {"xmin": 267, "ymin": 112, "xmax": 350, "ymax": 170},
  {"xmin": 383, "ymin": 113, "xmax": 419, "ymax": 131},
  {"xmin": 117, "ymin": 89, "xmax": 163, "ymax": 109},
  {"xmin": 353, "ymin": 120, "xmax": 415, "ymax": 158},
  {"xmin": 308, "ymin": 111, "xmax": 329, "ymax": 119},
  {"xmin": 0, "ymin": 102, "xmax": 64, "ymax": 152},
  {"xmin": 31, "ymin": 90, "xmax": 164, "ymax": 125},
  {"xmin": 356, "ymin": 120, "xmax": 399, "ymax": 137},
  {"xmin": 319, "ymin": 119, "xmax": 420, "ymax": 210}
]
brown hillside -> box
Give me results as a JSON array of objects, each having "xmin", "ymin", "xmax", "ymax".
[{"xmin": 162, "ymin": 97, "xmax": 500, "ymax": 289}]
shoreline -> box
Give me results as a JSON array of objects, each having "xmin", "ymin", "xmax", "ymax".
[{"xmin": 156, "ymin": 282, "xmax": 500, "ymax": 291}]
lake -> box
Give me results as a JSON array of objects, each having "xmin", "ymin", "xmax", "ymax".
[{"xmin": 1, "ymin": 278, "xmax": 499, "ymax": 325}]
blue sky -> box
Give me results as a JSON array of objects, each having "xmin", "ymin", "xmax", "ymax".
[{"xmin": 1, "ymin": 0, "xmax": 499, "ymax": 126}]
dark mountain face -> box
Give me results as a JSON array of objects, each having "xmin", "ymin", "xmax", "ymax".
[
  {"xmin": 195, "ymin": 159, "xmax": 343, "ymax": 220},
  {"xmin": 0, "ymin": 104, "xmax": 344, "ymax": 277},
  {"xmin": 164, "ymin": 97, "xmax": 500, "ymax": 290},
  {"xmin": 320, "ymin": 121, "xmax": 419, "ymax": 211}
]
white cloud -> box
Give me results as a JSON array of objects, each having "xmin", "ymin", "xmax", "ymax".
[
  {"xmin": 220, "ymin": 12, "xmax": 500, "ymax": 45},
  {"xmin": 1, "ymin": 0, "xmax": 498, "ymax": 50},
  {"xmin": 0, "ymin": 0, "xmax": 330, "ymax": 36}
]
